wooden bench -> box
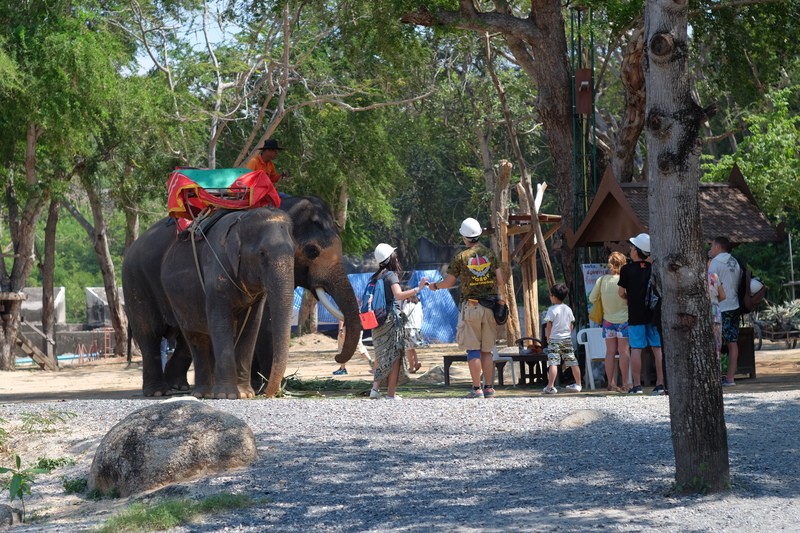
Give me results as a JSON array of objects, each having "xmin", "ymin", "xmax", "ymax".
[{"xmin": 443, "ymin": 353, "xmax": 548, "ymax": 386}]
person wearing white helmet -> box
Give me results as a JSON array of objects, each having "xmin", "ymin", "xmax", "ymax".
[
  {"xmin": 430, "ymin": 217, "xmax": 506, "ymax": 398},
  {"xmin": 618, "ymin": 233, "xmax": 665, "ymax": 395},
  {"xmin": 366, "ymin": 243, "xmax": 428, "ymax": 400}
]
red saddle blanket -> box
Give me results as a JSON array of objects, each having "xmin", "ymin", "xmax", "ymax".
[{"xmin": 167, "ymin": 167, "xmax": 280, "ymax": 231}]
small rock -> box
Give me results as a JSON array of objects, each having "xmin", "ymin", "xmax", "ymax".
[
  {"xmin": 0, "ymin": 504, "xmax": 22, "ymax": 527},
  {"xmin": 559, "ymin": 409, "xmax": 605, "ymax": 428}
]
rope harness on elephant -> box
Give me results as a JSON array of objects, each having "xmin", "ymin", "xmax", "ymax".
[{"xmin": 186, "ymin": 211, "xmax": 257, "ymax": 350}]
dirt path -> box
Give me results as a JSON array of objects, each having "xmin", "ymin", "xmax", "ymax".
[{"xmin": 1, "ymin": 333, "xmax": 798, "ymax": 402}]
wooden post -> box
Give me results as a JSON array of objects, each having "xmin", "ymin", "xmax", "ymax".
[{"xmin": 496, "ymin": 161, "xmax": 521, "ymax": 343}]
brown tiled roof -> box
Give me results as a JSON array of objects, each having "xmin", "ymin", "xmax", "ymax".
[
  {"xmin": 620, "ymin": 182, "xmax": 781, "ymax": 244},
  {"xmin": 568, "ymin": 165, "xmax": 782, "ymax": 247}
]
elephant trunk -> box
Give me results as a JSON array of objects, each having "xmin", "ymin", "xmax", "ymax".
[
  {"xmin": 319, "ymin": 268, "xmax": 362, "ymax": 364},
  {"xmin": 262, "ymin": 257, "xmax": 295, "ymax": 398}
]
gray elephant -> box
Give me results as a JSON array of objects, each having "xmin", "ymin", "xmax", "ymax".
[
  {"xmin": 165, "ymin": 195, "xmax": 363, "ymax": 392},
  {"xmin": 123, "ymin": 207, "xmax": 295, "ymax": 398}
]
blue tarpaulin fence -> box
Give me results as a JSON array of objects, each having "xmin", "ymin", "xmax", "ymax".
[{"xmin": 293, "ymin": 270, "xmax": 459, "ymax": 343}]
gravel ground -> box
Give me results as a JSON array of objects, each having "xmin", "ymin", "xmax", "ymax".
[{"xmin": 1, "ymin": 391, "xmax": 799, "ymax": 532}]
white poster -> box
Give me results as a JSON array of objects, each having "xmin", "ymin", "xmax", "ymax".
[{"xmin": 582, "ymin": 263, "xmax": 609, "ymax": 326}]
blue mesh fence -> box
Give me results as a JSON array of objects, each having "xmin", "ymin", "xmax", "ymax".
[{"xmin": 292, "ymin": 270, "xmax": 458, "ymax": 343}]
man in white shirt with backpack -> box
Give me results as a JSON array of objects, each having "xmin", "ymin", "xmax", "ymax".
[{"xmin": 708, "ymin": 236, "xmax": 742, "ymax": 386}]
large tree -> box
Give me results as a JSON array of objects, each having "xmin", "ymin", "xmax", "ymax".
[
  {"xmin": 399, "ymin": 0, "xmax": 576, "ymax": 290},
  {"xmin": 0, "ymin": 2, "xmax": 108, "ymax": 369},
  {"xmin": 644, "ymin": 0, "xmax": 729, "ymax": 492}
]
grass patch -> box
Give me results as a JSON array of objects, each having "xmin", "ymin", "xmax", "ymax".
[
  {"xmin": 94, "ymin": 493, "xmax": 257, "ymax": 533},
  {"xmin": 284, "ymin": 376, "xmax": 370, "ymax": 391},
  {"xmin": 63, "ymin": 477, "xmax": 88, "ymax": 494},
  {"xmin": 36, "ymin": 456, "xmax": 75, "ymax": 471},
  {"xmin": 19, "ymin": 411, "xmax": 77, "ymax": 433}
]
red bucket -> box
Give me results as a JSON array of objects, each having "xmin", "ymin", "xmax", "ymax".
[{"xmin": 359, "ymin": 311, "xmax": 378, "ymax": 330}]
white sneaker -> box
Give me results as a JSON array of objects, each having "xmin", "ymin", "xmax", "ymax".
[
  {"xmin": 384, "ymin": 395, "xmax": 402, "ymax": 400},
  {"xmin": 566, "ymin": 383, "xmax": 582, "ymax": 392},
  {"xmin": 543, "ymin": 386, "xmax": 557, "ymax": 394},
  {"xmin": 369, "ymin": 388, "xmax": 381, "ymax": 399}
]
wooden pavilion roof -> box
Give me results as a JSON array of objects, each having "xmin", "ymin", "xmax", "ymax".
[{"xmin": 568, "ymin": 165, "xmax": 783, "ymax": 248}]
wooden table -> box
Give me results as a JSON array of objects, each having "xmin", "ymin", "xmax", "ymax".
[
  {"xmin": 497, "ymin": 353, "xmax": 548, "ymax": 386},
  {"xmin": 442, "ymin": 353, "xmax": 548, "ymax": 387}
]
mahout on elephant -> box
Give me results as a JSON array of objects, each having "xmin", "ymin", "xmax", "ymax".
[{"xmin": 122, "ymin": 206, "xmax": 295, "ymax": 398}]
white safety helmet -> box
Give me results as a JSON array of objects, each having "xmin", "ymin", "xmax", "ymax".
[
  {"xmin": 459, "ymin": 217, "xmax": 483, "ymax": 238},
  {"xmin": 629, "ymin": 233, "xmax": 651, "ymax": 254},
  {"xmin": 750, "ymin": 278, "xmax": 764, "ymax": 294},
  {"xmin": 374, "ymin": 243, "xmax": 396, "ymax": 265}
]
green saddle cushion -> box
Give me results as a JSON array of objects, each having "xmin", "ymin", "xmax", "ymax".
[{"xmin": 178, "ymin": 168, "xmax": 253, "ymax": 189}]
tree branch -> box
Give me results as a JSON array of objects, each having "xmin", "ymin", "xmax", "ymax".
[
  {"xmin": 62, "ymin": 200, "xmax": 96, "ymax": 240},
  {"xmin": 400, "ymin": 1, "xmax": 539, "ymax": 41}
]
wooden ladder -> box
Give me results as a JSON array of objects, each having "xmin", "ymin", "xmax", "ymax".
[{"xmin": 15, "ymin": 331, "xmax": 57, "ymax": 371}]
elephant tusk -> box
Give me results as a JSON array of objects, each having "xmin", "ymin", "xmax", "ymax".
[{"xmin": 316, "ymin": 288, "xmax": 344, "ymax": 321}]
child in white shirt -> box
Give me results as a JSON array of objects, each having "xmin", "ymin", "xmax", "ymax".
[{"xmin": 543, "ymin": 283, "xmax": 582, "ymax": 394}]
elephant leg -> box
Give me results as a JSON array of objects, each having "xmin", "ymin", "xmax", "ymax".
[
  {"xmin": 185, "ymin": 333, "xmax": 215, "ymax": 398},
  {"xmin": 207, "ymin": 307, "xmax": 245, "ymax": 399},
  {"xmin": 164, "ymin": 336, "xmax": 192, "ymax": 391},
  {"xmin": 252, "ymin": 325, "xmax": 273, "ymax": 394},
  {"xmin": 233, "ymin": 305, "xmax": 264, "ymax": 399},
  {"xmin": 137, "ymin": 329, "xmax": 171, "ymax": 397}
]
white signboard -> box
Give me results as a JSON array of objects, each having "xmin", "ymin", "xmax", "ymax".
[{"xmin": 581, "ymin": 263, "xmax": 609, "ymax": 326}]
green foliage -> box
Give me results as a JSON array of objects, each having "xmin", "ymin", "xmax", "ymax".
[
  {"xmin": 62, "ymin": 477, "xmax": 88, "ymax": 495},
  {"xmin": 702, "ymin": 87, "xmax": 800, "ymax": 223},
  {"xmin": 691, "ymin": 1, "xmax": 800, "ymax": 108},
  {"xmin": 94, "ymin": 493, "xmax": 257, "ymax": 533},
  {"xmin": 0, "ymin": 454, "xmax": 49, "ymax": 521},
  {"xmin": 760, "ymin": 299, "xmax": 800, "ymax": 331},
  {"xmin": 731, "ymin": 241, "xmax": 799, "ymax": 305},
  {"xmin": 0, "ymin": 418, "xmax": 8, "ymax": 451},
  {"xmin": 19, "ymin": 410, "xmax": 77, "ymax": 434}
]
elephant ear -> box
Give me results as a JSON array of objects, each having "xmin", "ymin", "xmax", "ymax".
[{"xmin": 223, "ymin": 217, "xmax": 242, "ymax": 278}]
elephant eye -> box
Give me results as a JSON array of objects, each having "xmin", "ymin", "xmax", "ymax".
[{"xmin": 303, "ymin": 244, "xmax": 321, "ymax": 260}]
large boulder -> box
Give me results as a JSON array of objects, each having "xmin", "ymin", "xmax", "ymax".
[{"xmin": 88, "ymin": 398, "xmax": 257, "ymax": 497}]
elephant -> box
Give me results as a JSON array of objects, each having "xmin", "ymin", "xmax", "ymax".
[
  {"xmin": 122, "ymin": 207, "xmax": 295, "ymax": 398},
  {"xmin": 164, "ymin": 195, "xmax": 363, "ymax": 392},
  {"xmin": 251, "ymin": 195, "xmax": 362, "ymax": 385}
]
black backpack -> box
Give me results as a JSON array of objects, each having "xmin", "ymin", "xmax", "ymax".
[
  {"xmin": 644, "ymin": 274, "xmax": 661, "ymax": 324},
  {"xmin": 735, "ymin": 259, "xmax": 767, "ymax": 313}
]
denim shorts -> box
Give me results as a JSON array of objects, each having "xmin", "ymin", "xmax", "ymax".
[
  {"xmin": 628, "ymin": 324, "xmax": 661, "ymax": 349},
  {"xmin": 602, "ymin": 320, "xmax": 629, "ymax": 339}
]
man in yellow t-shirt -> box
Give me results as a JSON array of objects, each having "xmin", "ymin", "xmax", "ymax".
[{"xmin": 245, "ymin": 139, "xmax": 287, "ymax": 184}]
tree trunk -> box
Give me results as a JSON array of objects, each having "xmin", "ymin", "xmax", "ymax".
[
  {"xmin": 41, "ymin": 199, "xmax": 60, "ymax": 362},
  {"xmin": 496, "ymin": 162, "xmax": 521, "ymax": 343},
  {"xmin": 124, "ymin": 207, "xmax": 140, "ymax": 254},
  {"xmin": 0, "ymin": 125, "xmax": 49, "ymax": 371},
  {"xmin": 335, "ymin": 183, "xmax": 349, "ymax": 231},
  {"xmin": 613, "ymin": 28, "xmax": 646, "ymax": 183},
  {"xmin": 644, "ymin": 0, "xmax": 729, "ymax": 493},
  {"xmin": 77, "ymin": 178, "xmax": 128, "ymax": 356}
]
